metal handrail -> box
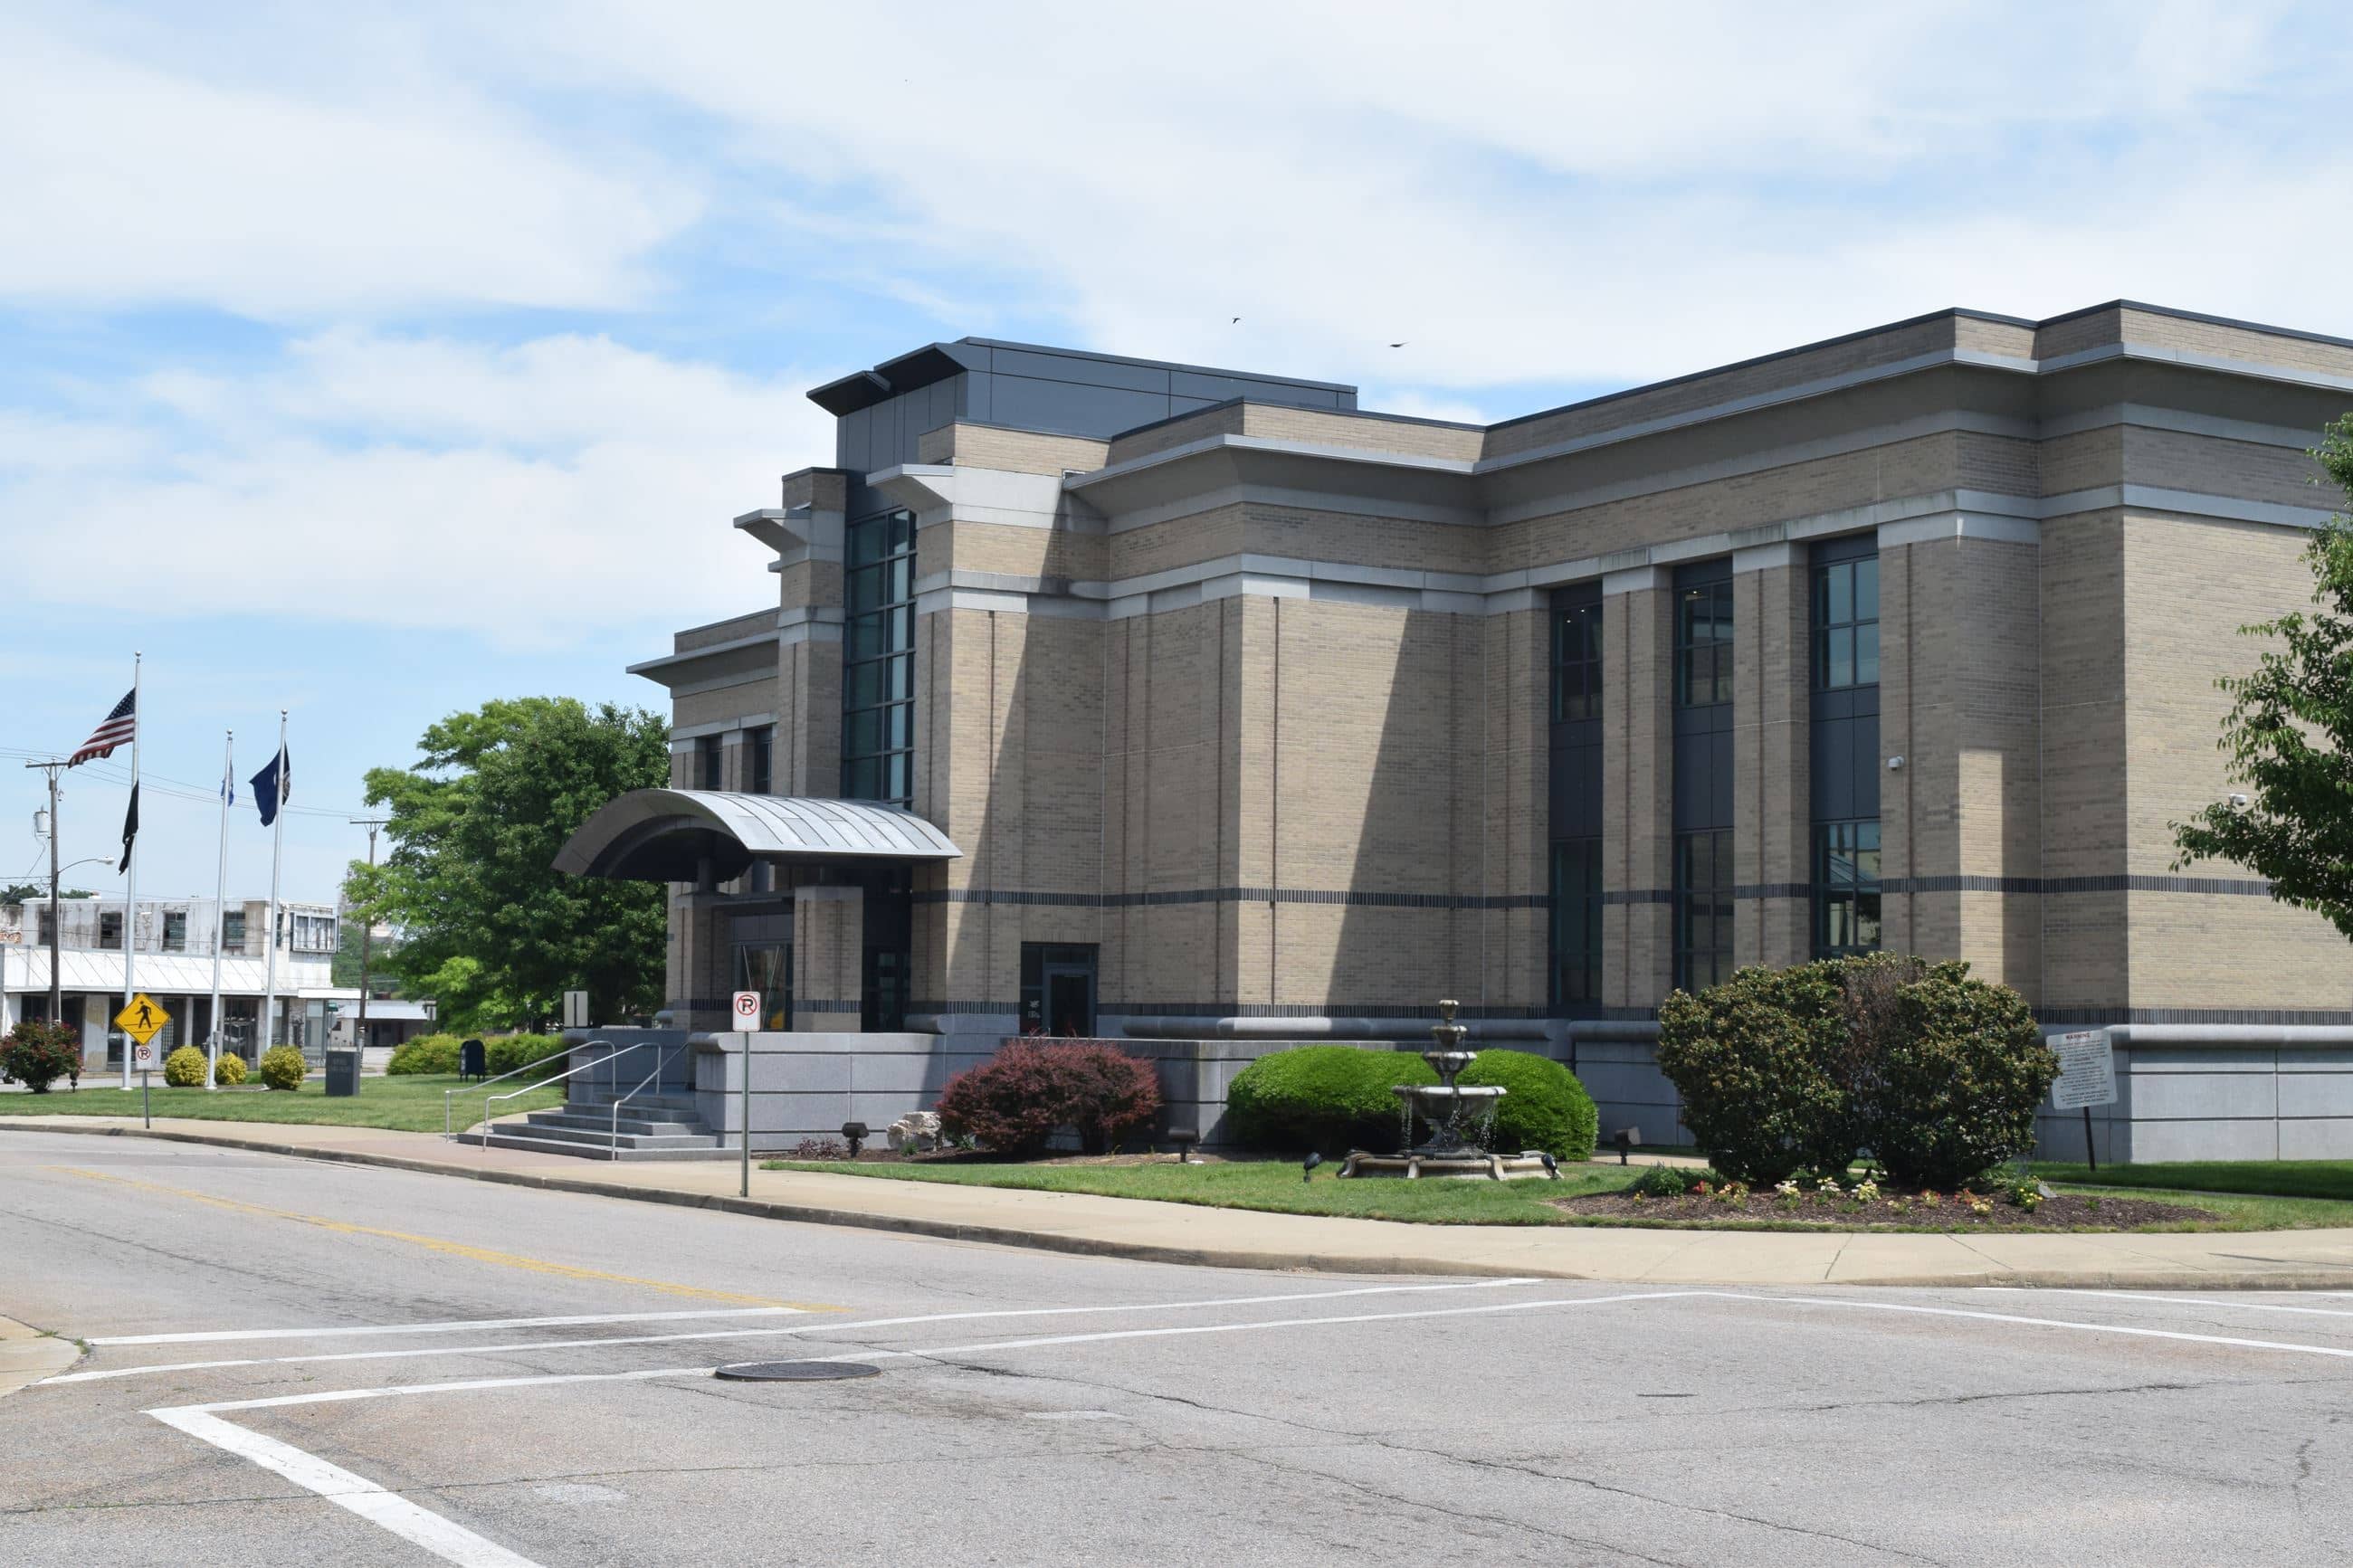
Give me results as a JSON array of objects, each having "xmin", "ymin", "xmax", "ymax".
[
  {"xmin": 445, "ymin": 1039, "xmax": 644, "ymax": 1143},
  {"xmin": 607, "ymin": 1044, "xmax": 681, "ymax": 1150}
]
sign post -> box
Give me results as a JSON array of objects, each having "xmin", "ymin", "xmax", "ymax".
[
  {"xmin": 2049, "ymin": 1028, "xmax": 2119, "ymax": 1172},
  {"xmin": 731, "ymin": 990, "xmax": 760, "ymax": 1197},
  {"xmin": 115, "ymin": 993, "xmax": 171, "ymax": 1129}
]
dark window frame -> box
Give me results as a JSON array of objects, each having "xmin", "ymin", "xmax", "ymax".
[
  {"xmin": 696, "ymin": 733, "xmax": 722, "ymax": 792},
  {"xmin": 1813, "ymin": 818, "xmax": 1883, "ymax": 957},
  {"xmin": 1020, "ymin": 942, "xmax": 1100, "ymax": 1038},
  {"xmin": 1549, "ymin": 838, "xmax": 1603, "ymax": 1007},
  {"xmin": 1674, "ymin": 574, "xmax": 1735, "ymax": 708},
  {"xmin": 842, "ymin": 508, "xmax": 917, "ymax": 806},
  {"xmin": 1551, "ymin": 597, "xmax": 1604, "ymax": 722},
  {"xmin": 1812, "ymin": 553, "xmax": 1881, "ymax": 691},
  {"xmin": 1672, "ymin": 828, "xmax": 1735, "ymax": 993},
  {"xmin": 99, "ymin": 911, "xmax": 122, "ymax": 951},
  {"xmin": 222, "ymin": 910, "xmax": 245, "ymax": 950},
  {"xmin": 748, "ymin": 725, "xmax": 773, "ymax": 795},
  {"xmin": 162, "ymin": 910, "xmax": 187, "ymax": 952}
]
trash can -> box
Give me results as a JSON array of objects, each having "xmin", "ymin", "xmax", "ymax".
[
  {"xmin": 459, "ymin": 1039, "xmax": 487, "ymax": 1080},
  {"xmin": 325, "ymin": 1046, "xmax": 361, "ymax": 1098}
]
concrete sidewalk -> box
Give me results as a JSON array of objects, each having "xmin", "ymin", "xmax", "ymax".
[{"xmin": 8, "ymin": 1115, "xmax": 2353, "ymax": 1289}]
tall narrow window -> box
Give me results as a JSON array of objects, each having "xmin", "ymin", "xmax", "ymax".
[
  {"xmin": 1815, "ymin": 820, "xmax": 1882, "ymax": 955},
  {"xmin": 843, "ymin": 508, "xmax": 916, "ymax": 805},
  {"xmin": 1813, "ymin": 555, "xmax": 1880, "ymax": 689},
  {"xmin": 1673, "ymin": 829, "xmax": 1734, "ymax": 992},
  {"xmin": 1675, "ymin": 575, "xmax": 1735, "ymax": 708},
  {"xmin": 1811, "ymin": 540, "xmax": 1881, "ymax": 956},
  {"xmin": 748, "ymin": 726, "xmax": 773, "ymax": 795},
  {"xmin": 163, "ymin": 910, "xmax": 187, "ymax": 952},
  {"xmin": 697, "ymin": 733, "xmax": 722, "ymax": 791},
  {"xmin": 1551, "ymin": 598, "xmax": 1603, "ymax": 721},
  {"xmin": 1550, "ymin": 839, "xmax": 1602, "ymax": 1006},
  {"xmin": 222, "ymin": 910, "xmax": 245, "ymax": 950},
  {"xmin": 99, "ymin": 911, "xmax": 122, "ymax": 950}
]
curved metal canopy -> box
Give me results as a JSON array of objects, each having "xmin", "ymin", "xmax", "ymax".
[{"xmin": 554, "ymin": 790, "xmax": 961, "ymax": 882}]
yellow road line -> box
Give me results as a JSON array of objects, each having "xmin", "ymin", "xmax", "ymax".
[{"xmin": 49, "ymin": 1166, "xmax": 836, "ymax": 1310}]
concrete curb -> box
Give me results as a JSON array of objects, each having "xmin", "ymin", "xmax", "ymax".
[
  {"xmin": 0, "ymin": 1316, "xmax": 81, "ymax": 1397},
  {"xmin": 11, "ymin": 1120, "xmax": 2353, "ymax": 1291}
]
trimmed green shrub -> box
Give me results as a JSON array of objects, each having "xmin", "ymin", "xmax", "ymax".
[
  {"xmin": 485, "ymin": 1034, "xmax": 568, "ymax": 1079},
  {"xmin": 1, "ymin": 1020, "xmax": 81, "ymax": 1093},
  {"xmin": 1458, "ymin": 1049, "xmax": 1597, "ymax": 1162},
  {"xmin": 214, "ymin": 1052, "xmax": 248, "ymax": 1087},
  {"xmin": 163, "ymin": 1045, "xmax": 206, "ymax": 1087},
  {"xmin": 1655, "ymin": 963, "xmax": 1858, "ymax": 1183},
  {"xmin": 1224, "ymin": 1046, "xmax": 1437, "ymax": 1155},
  {"xmin": 934, "ymin": 1041, "xmax": 1163, "ymax": 1157},
  {"xmin": 258, "ymin": 1045, "xmax": 306, "ymax": 1091},
  {"xmin": 386, "ymin": 1033, "xmax": 460, "ymax": 1075},
  {"xmin": 1658, "ymin": 955, "xmax": 2056, "ymax": 1190},
  {"xmin": 1870, "ymin": 963, "xmax": 2056, "ymax": 1190}
]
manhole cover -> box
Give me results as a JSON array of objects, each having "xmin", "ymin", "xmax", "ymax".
[{"xmin": 713, "ymin": 1361, "xmax": 882, "ymax": 1383}]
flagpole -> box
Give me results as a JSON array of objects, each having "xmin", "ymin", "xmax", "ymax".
[
  {"xmin": 119, "ymin": 652, "xmax": 140, "ymax": 1089},
  {"xmin": 206, "ymin": 730, "xmax": 233, "ymax": 1092},
  {"xmin": 260, "ymin": 711, "xmax": 287, "ymax": 1060}
]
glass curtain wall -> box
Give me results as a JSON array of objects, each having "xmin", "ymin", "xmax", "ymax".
[
  {"xmin": 1810, "ymin": 539, "xmax": 1882, "ymax": 956},
  {"xmin": 843, "ymin": 509, "xmax": 916, "ymax": 805},
  {"xmin": 1548, "ymin": 588, "xmax": 1605, "ymax": 1012},
  {"xmin": 1672, "ymin": 565, "xmax": 1736, "ymax": 991}
]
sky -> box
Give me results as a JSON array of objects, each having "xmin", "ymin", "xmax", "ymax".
[{"xmin": 4, "ymin": 1, "xmax": 2350, "ymax": 907}]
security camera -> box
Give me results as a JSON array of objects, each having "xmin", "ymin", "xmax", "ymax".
[
  {"xmin": 1886, "ymin": 755, "xmax": 1905, "ymax": 771},
  {"xmin": 2228, "ymin": 793, "xmax": 2250, "ymax": 810}
]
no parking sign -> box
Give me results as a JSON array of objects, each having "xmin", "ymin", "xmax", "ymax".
[{"xmin": 731, "ymin": 991, "xmax": 760, "ymax": 1027}]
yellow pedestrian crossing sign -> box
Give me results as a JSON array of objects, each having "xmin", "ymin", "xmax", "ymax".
[{"xmin": 115, "ymin": 993, "xmax": 170, "ymax": 1049}]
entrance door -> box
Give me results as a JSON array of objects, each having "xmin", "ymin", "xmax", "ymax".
[{"xmin": 1043, "ymin": 958, "xmax": 1095, "ymax": 1038}]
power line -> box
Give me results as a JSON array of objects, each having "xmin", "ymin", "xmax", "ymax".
[{"xmin": 0, "ymin": 746, "xmax": 367, "ymax": 820}]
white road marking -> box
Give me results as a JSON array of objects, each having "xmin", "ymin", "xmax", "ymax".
[
  {"xmin": 140, "ymin": 1283, "xmax": 2353, "ymax": 1568},
  {"xmin": 62, "ymin": 1278, "xmax": 1545, "ymax": 1384},
  {"xmin": 1702, "ymin": 1292, "xmax": 2353, "ymax": 1359},
  {"xmin": 1977, "ymin": 1288, "xmax": 2353, "ymax": 1322},
  {"xmin": 148, "ymin": 1407, "xmax": 545, "ymax": 1568},
  {"xmin": 90, "ymin": 1307, "xmax": 807, "ymax": 1346}
]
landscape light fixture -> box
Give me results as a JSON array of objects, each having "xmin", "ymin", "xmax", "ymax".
[
  {"xmin": 1301, "ymin": 1150, "xmax": 1323, "ymax": 1184},
  {"xmin": 1611, "ymin": 1127, "xmax": 1639, "ymax": 1165},
  {"xmin": 1167, "ymin": 1126, "xmax": 1199, "ymax": 1164},
  {"xmin": 841, "ymin": 1121, "xmax": 869, "ymax": 1157},
  {"xmin": 1538, "ymin": 1152, "xmax": 1559, "ymax": 1181}
]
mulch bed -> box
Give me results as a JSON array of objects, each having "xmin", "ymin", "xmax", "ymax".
[{"xmin": 1555, "ymin": 1189, "xmax": 2215, "ymax": 1229}]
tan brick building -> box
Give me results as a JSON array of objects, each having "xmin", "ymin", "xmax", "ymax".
[{"xmin": 558, "ymin": 306, "xmax": 2353, "ymax": 1158}]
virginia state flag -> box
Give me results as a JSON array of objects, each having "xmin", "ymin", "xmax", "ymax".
[{"xmin": 250, "ymin": 743, "xmax": 292, "ymax": 827}]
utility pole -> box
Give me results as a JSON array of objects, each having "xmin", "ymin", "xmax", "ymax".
[
  {"xmin": 348, "ymin": 818, "xmax": 387, "ymax": 1058},
  {"xmin": 23, "ymin": 760, "xmax": 64, "ymax": 1029}
]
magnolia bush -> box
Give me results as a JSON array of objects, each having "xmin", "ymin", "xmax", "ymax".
[{"xmin": 1657, "ymin": 955, "xmax": 2056, "ymax": 1189}]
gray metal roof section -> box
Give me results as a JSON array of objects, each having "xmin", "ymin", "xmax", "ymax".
[{"xmin": 554, "ymin": 790, "xmax": 960, "ymax": 882}]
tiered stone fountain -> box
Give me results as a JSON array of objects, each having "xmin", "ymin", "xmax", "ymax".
[{"xmin": 1337, "ymin": 1000, "xmax": 1554, "ymax": 1180}]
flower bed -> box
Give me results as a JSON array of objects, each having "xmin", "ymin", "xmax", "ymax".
[{"xmin": 1556, "ymin": 1182, "xmax": 2212, "ymax": 1230}]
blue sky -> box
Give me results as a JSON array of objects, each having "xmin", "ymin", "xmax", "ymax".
[{"xmin": 5, "ymin": 1, "xmax": 2350, "ymax": 905}]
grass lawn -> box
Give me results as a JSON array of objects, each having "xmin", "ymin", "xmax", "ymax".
[
  {"xmin": 0, "ymin": 1073, "xmax": 562, "ymax": 1134},
  {"xmin": 761, "ymin": 1155, "xmax": 2353, "ymax": 1231},
  {"xmin": 2034, "ymin": 1159, "xmax": 2353, "ymax": 1202}
]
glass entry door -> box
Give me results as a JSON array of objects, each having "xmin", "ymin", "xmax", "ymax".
[{"xmin": 1021, "ymin": 942, "xmax": 1098, "ymax": 1037}]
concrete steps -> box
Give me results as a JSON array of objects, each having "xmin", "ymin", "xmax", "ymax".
[{"xmin": 453, "ymin": 1088, "xmax": 732, "ymax": 1161}]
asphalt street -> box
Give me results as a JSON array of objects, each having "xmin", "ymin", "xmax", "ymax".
[{"xmin": 4, "ymin": 1130, "xmax": 2352, "ymax": 1566}]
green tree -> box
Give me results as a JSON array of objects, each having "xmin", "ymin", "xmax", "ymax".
[
  {"xmin": 2175, "ymin": 415, "xmax": 2353, "ymax": 935},
  {"xmin": 331, "ymin": 918, "xmax": 399, "ymax": 992},
  {"xmin": 1, "ymin": 883, "xmax": 91, "ymax": 904},
  {"xmin": 346, "ymin": 698, "xmax": 669, "ymax": 1031}
]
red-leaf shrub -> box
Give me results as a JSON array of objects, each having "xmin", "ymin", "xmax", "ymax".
[
  {"xmin": 936, "ymin": 1041, "xmax": 1163, "ymax": 1158},
  {"xmin": 0, "ymin": 1020, "xmax": 81, "ymax": 1093}
]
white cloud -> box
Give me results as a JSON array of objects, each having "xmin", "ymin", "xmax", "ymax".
[
  {"xmin": 7, "ymin": 331, "xmax": 839, "ymax": 648},
  {"xmin": 483, "ymin": 0, "xmax": 2343, "ymax": 392},
  {"xmin": 0, "ymin": 18, "xmax": 693, "ymax": 317}
]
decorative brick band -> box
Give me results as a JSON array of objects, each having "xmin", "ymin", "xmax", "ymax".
[{"xmin": 911, "ymin": 887, "xmax": 1551, "ymax": 910}]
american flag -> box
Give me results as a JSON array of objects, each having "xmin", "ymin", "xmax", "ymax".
[{"xmin": 70, "ymin": 689, "xmax": 136, "ymax": 766}]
